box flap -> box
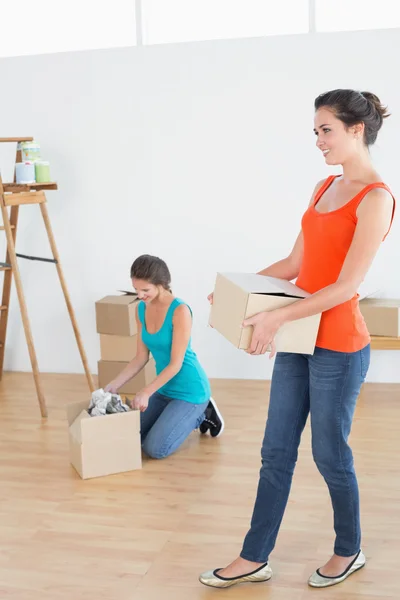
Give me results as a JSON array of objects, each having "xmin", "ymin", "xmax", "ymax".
[
  {"xmin": 66, "ymin": 400, "xmax": 90, "ymax": 426},
  {"xmin": 96, "ymin": 295, "xmax": 138, "ymax": 307},
  {"xmin": 117, "ymin": 290, "xmax": 138, "ymax": 296},
  {"xmin": 69, "ymin": 409, "xmax": 91, "ymax": 444},
  {"xmin": 357, "ymin": 283, "xmax": 381, "ymax": 301},
  {"xmin": 220, "ymin": 273, "xmax": 310, "ymax": 298}
]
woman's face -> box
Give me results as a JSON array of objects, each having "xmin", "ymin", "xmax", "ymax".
[
  {"xmin": 314, "ymin": 107, "xmax": 364, "ymax": 166},
  {"xmin": 132, "ymin": 278, "xmax": 159, "ymax": 304}
]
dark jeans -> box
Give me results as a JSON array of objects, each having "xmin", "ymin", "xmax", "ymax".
[{"xmin": 241, "ymin": 345, "xmax": 370, "ymax": 562}]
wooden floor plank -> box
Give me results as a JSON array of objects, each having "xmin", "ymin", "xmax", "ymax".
[{"xmin": 0, "ymin": 372, "xmax": 398, "ymax": 599}]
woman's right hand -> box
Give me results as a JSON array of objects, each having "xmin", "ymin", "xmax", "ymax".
[{"xmin": 104, "ymin": 380, "xmax": 119, "ymax": 394}]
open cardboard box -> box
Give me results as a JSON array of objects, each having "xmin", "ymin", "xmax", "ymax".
[
  {"xmin": 66, "ymin": 399, "xmax": 142, "ymax": 480},
  {"xmin": 209, "ymin": 272, "xmax": 321, "ymax": 355}
]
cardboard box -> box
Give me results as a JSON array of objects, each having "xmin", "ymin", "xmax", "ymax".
[
  {"xmin": 66, "ymin": 400, "xmax": 142, "ymax": 479},
  {"xmin": 209, "ymin": 272, "xmax": 321, "ymax": 355},
  {"xmin": 100, "ymin": 334, "xmax": 138, "ymax": 362},
  {"xmin": 95, "ymin": 294, "xmax": 138, "ymax": 336},
  {"xmin": 97, "ymin": 358, "xmax": 157, "ymax": 394},
  {"xmin": 359, "ymin": 298, "xmax": 400, "ymax": 337}
]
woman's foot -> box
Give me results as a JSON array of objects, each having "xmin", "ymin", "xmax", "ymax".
[
  {"xmin": 199, "ymin": 397, "xmax": 224, "ymax": 437},
  {"xmin": 199, "ymin": 557, "xmax": 272, "ymax": 589},
  {"xmin": 218, "ymin": 557, "xmax": 264, "ymax": 578},
  {"xmin": 319, "ymin": 553, "xmax": 358, "ymax": 577},
  {"xmin": 308, "ymin": 550, "xmax": 366, "ymax": 588}
]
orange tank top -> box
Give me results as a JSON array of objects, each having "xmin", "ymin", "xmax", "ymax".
[{"xmin": 295, "ymin": 175, "xmax": 396, "ymax": 353}]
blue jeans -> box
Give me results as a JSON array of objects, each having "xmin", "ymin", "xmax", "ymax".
[
  {"xmin": 140, "ymin": 392, "xmax": 208, "ymax": 459},
  {"xmin": 241, "ymin": 345, "xmax": 370, "ymax": 562}
]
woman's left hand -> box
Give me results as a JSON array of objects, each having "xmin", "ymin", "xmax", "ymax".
[
  {"xmin": 242, "ymin": 311, "xmax": 283, "ymax": 358},
  {"xmin": 133, "ymin": 390, "xmax": 150, "ymax": 412}
]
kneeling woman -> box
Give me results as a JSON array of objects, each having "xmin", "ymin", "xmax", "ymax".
[{"xmin": 105, "ymin": 254, "xmax": 223, "ymax": 459}]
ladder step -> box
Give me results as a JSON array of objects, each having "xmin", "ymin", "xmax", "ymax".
[
  {"xmin": 0, "ymin": 306, "xmax": 8, "ymax": 311},
  {"xmin": 0, "ymin": 226, "xmax": 15, "ymax": 230},
  {"xmin": 0, "ymin": 267, "xmax": 11, "ymax": 272}
]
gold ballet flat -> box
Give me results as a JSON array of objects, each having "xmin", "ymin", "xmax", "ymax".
[
  {"xmin": 199, "ymin": 562, "xmax": 272, "ymax": 588},
  {"xmin": 308, "ymin": 550, "xmax": 366, "ymax": 588}
]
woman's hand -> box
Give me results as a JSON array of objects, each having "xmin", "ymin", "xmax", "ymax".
[
  {"xmin": 242, "ymin": 310, "xmax": 283, "ymax": 358},
  {"xmin": 104, "ymin": 380, "xmax": 119, "ymax": 394},
  {"xmin": 207, "ymin": 292, "xmax": 214, "ymax": 328},
  {"xmin": 133, "ymin": 390, "xmax": 150, "ymax": 412}
]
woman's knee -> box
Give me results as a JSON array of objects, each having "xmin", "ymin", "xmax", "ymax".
[
  {"xmin": 142, "ymin": 434, "xmax": 173, "ymax": 460},
  {"xmin": 260, "ymin": 443, "xmax": 299, "ymax": 483},
  {"xmin": 312, "ymin": 442, "xmax": 354, "ymax": 480}
]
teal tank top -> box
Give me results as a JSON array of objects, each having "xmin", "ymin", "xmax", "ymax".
[{"xmin": 138, "ymin": 298, "xmax": 211, "ymax": 404}]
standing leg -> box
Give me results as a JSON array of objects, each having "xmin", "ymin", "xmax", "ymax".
[
  {"xmin": 240, "ymin": 352, "xmax": 310, "ymax": 563},
  {"xmin": 142, "ymin": 397, "xmax": 208, "ymax": 459},
  {"xmin": 199, "ymin": 352, "xmax": 310, "ymax": 587},
  {"xmin": 308, "ymin": 345, "xmax": 370, "ymax": 585}
]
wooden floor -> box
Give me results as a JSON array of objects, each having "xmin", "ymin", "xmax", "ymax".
[{"xmin": 0, "ymin": 373, "xmax": 399, "ymax": 600}]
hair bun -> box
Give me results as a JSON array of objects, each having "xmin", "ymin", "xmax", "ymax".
[{"xmin": 361, "ymin": 91, "xmax": 391, "ymax": 120}]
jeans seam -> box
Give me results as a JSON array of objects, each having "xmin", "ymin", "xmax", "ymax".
[{"xmin": 336, "ymin": 353, "xmax": 358, "ymax": 556}]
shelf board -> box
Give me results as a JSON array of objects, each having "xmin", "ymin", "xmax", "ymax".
[
  {"xmin": 3, "ymin": 182, "xmax": 58, "ymax": 193},
  {"xmin": 371, "ymin": 335, "xmax": 400, "ymax": 350},
  {"xmin": 0, "ymin": 137, "xmax": 33, "ymax": 143}
]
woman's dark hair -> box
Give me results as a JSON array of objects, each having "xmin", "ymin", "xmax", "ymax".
[
  {"xmin": 314, "ymin": 89, "xmax": 390, "ymax": 145},
  {"xmin": 130, "ymin": 254, "xmax": 171, "ymax": 291}
]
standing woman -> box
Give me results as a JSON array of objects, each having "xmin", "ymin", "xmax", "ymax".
[
  {"xmin": 105, "ymin": 254, "xmax": 224, "ymax": 459},
  {"xmin": 200, "ymin": 89, "xmax": 395, "ymax": 589}
]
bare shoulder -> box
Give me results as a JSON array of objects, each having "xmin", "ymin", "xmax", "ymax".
[
  {"xmin": 357, "ymin": 186, "xmax": 394, "ymax": 216},
  {"xmin": 314, "ymin": 177, "xmax": 328, "ymax": 190},
  {"xmin": 172, "ymin": 303, "xmax": 192, "ymax": 323}
]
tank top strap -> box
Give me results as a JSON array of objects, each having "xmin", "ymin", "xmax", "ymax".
[
  {"xmin": 349, "ymin": 182, "xmax": 396, "ymax": 240},
  {"xmin": 166, "ymin": 298, "xmax": 193, "ymax": 324},
  {"xmin": 312, "ymin": 175, "xmax": 338, "ymax": 206},
  {"xmin": 137, "ymin": 300, "xmax": 145, "ymax": 325}
]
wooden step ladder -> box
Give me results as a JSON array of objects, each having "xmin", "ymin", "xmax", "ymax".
[{"xmin": 0, "ymin": 137, "xmax": 94, "ymax": 417}]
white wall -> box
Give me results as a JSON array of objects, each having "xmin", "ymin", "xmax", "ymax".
[{"xmin": 0, "ymin": 28, "xmax": 399, "ymax": 382}]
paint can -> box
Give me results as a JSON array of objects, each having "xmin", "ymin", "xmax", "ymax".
[{"xmin": 15, "ymin": 161, "xmax": 36, "ymax": 184}]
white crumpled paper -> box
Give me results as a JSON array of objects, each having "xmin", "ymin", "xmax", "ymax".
[{"xmin": 88, "ymin": 388, "xmax": 130, "ymax": 417}]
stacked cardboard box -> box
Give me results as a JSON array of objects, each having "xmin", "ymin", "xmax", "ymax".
[
  {"xmin": 95, "ymin": 294, "xmax": 156, "ymax": 394},
  {"xmin": 66, "ymin": 293, "xmax": 155, "ymax": 480},
  {"xmin": 359, "ymin": 298, "xmax": 400, "ymax": 337}
]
